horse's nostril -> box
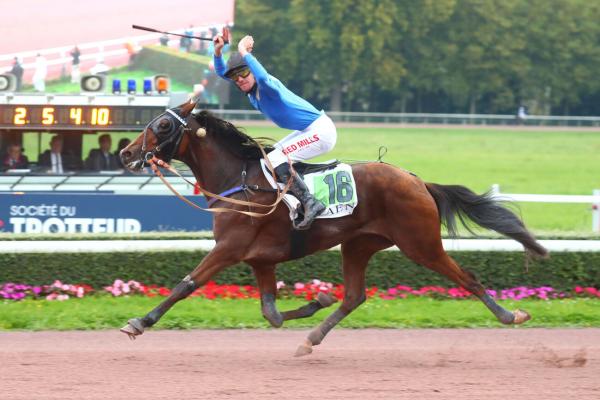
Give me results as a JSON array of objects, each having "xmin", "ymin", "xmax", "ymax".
[{"xmin": 121, "ymin": 150, "xmax": 132, "ymax": 161}]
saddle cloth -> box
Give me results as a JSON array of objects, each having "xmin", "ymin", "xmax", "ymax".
[{"xmin": 260, "ymin": 159, "xmax": 359, "ymax": 222}]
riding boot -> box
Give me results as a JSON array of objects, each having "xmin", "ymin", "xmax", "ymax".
[{"xmin": 274, "ymin": 163, "xmax": 326, "ymax": 230}]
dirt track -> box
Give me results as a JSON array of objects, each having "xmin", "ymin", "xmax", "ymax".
[{"xmin": 1, "ymin": 329, "xmax": 599, "ymax": 399}]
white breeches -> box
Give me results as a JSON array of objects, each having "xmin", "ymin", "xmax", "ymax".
[{"xmin": 267, "ymin": 112, "xmax": 337, "ymax": 168}]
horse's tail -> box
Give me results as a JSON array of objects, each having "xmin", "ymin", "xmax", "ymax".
[{"xmin": 425, "ymin": 183, "xmax": 548, "ymax": 258}]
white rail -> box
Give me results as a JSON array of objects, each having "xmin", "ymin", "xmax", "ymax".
[
  {"xmin": 1, "ymin": 239, "xmax": 599, "ymax": 253},
  {"xmin": 491, "ymin": 185, "xmax": 600, "ymax": 232},
  {"xmin": 213, "ymin": 109, "xmax": 600, "ymax": 127},
  {"xmin": 0, "ymin": 24, "xmax": 226, "ymax": 79}
]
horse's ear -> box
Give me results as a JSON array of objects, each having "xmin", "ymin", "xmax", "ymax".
[
  {"xmin": 191, "ymin": 100, "xmax": 203, "ymax": 117},
  {"xmin": 179, "ymin": 101, "xmax": 196, "ymax": 116}
]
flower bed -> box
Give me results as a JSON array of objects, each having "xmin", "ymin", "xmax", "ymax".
[{"xmin": 1, "ymin": 279, "xmax": 599, "ymax": 302}]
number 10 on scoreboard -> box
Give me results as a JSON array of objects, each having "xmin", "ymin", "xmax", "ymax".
[{"xmin": 69, "ymin": 107, "xmax": 110, "ymax": 125}]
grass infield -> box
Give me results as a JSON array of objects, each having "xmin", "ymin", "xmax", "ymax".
[
  {"xmin": 247, "ymin": 126, "xmax": 600, "ymax": 232},
  {"xmin": 1, "ymin": 297, "xmax": 599, "ymax": 330},
  {"xmin": 18, "ymin": 122, "xmax": 600, "ymax": 232}
]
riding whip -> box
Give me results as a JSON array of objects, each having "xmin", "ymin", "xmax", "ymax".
[{"xmin": 132, "ymin": 24, "xmax": 228, "ymax": 43}]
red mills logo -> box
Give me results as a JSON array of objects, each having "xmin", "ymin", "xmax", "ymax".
[{"xmin": 282, "ymin": 134, "xmax": 320, "ymax": 155}]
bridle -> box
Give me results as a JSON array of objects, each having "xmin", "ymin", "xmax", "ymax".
[
  {"xmin": 140, "ymin": 108, "xmax": 190, "ymax": 165},
  {"xmin": 139, "ymin": 107, "xmax": 291, "ymax": 218}
]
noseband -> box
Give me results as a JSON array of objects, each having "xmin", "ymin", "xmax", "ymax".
[{"xmin": 141, "ymin": 108, "xmax": 190, "ymax": 164}]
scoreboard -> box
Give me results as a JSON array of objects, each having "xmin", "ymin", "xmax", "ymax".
[
  {"xmin": 1, "ymin": 105, "xmax": 165, "ymax": 130},
  {"xmin": 0, "ymin": 94, "xmax": 176, "ymax": 131}
]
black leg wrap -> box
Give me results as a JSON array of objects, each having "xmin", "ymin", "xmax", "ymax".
[
  {"xmin": 261, "ymin": 293, "xmax": 283, "ymax": 328},
  {"xmin": 141, "ymin": 275, "xmax": 198, "ymax": 328},
  {"xmin": 481, "ymin": 293, "xmax": 515, "ymax": 324},
  {"xmin": 307, "ymin": 308, "xmax": 348, "ymax": 346},
  {"xmin": 281, "ymin": 301, "xmax": 323, "ymax": 321}
]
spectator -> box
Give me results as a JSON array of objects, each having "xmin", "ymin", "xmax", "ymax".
[
  {"xmin": 32, "ymin": 53, "xmax": 47, "ymax": 92},
  {"xmin": 124, "ymin": 42, "xmax": 140, "ymax": 68},
  {"xmin": 517, "ymin": 106, "xmax": 528, "ymax": 125},
  {"xmin": 38, "ymin": 135, "xmax": 79, "ymax": 174},
  {"xmin": 10, "ymin": 57, "xmax": 24, "ymax": 91},
  {"xmin": 114, "ymin": 138, "xmax": 131, "ymax": 168},
  {"xmin": 197, "ymin": 29, "xmax": 208, "ymax": 54},
  {"xmin": 159, "ymin": 33, "xmax": 169, "ymax": 46},
  {"xmin": 184, "ymin": 25, "xmax": 194, "ymax": 52},
  {"xmin": 2, "ymin": 143, "xmax": 29, "ymax": 171},
  {"xmin": 70, "ymin": 46, "xmax": 81, "ymax": 83},
  {"xmin": 86, "ymin": 134, "xmax": 120, "ymax": 170}
]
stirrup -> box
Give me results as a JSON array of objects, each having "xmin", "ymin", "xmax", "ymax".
[{"xmin": 293, "ymin": 199, "xmax": 325, "ymax": 230}]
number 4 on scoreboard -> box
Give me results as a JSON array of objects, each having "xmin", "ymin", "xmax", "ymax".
[{"xmin": 70, "ymin": 107, "xmax": 83, "ymax": 125}]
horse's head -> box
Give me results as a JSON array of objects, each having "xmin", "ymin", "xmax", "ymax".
[{"xmin": 120, "ymin": 101, "xmax": 207, "ymax": 171}]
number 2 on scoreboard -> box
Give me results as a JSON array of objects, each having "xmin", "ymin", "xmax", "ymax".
[{"xmin": 13, "ymin": 107, "xmax": 27, "ymax": 125}]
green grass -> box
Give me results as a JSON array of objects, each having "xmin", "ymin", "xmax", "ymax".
[
  {"xmin": 1, "ymin": 297, "xmax": 599, "ymax": 330},
  {"xmin": 243, "ymin": 126, "xmax": 600, "ymax": 232},
  {"xmin": 245, "ymin": 127, "xmax": 600, "ymax": 195}
]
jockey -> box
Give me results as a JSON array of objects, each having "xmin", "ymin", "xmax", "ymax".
[{"xmin": 213, "ymin": 28, "xmax": 337, "ymax": 230}]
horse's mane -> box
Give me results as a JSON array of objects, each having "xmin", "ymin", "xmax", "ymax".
[{"xmin": 194, "ymin": 110, "xmax": 274, "ymax": 160}]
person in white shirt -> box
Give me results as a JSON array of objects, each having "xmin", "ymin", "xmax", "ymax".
[{"xmin": 32, "ymin": 53, "xmax": 47, "ymax": 92}]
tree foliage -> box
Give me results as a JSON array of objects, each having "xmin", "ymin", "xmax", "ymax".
[{"xmin": 234, "ymin": 0, "xmax": 600, "ymax": 115}]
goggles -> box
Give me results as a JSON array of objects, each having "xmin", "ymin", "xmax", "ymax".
[{"xmin": 226, "ymin": 67, "xmax": 251, "ymax": 81}]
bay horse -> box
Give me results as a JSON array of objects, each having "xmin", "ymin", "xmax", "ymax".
[{"xmin": 119, "ymin": 101, "xmax": 548, "ymax": 356}]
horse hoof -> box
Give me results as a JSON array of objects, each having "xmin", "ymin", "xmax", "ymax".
[
  {"xmin": 513, "ymin": 309, "xmax": 531, "ymax": 324},
  {"xmin": 120, "ymin": 318, "xmax": 145, "ymax": 340},
  {"xmin": 294, "ymin": 340, "xmax": 313, "ymax": 357},
  {"xmin": 264, "ymin": 313, "xmax": 283, "ymax": 328},
  {"xmin": 317, "ymin": 292, "xmax": 337, "ymax": 308}
]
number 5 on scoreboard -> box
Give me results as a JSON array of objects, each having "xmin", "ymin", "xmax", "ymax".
[
  {"xmin": 70, "ymin": 107, "xmax": 83, "ymax": 124},
  {"xmin": 42, "ymin": 107, "xmax": 55, "ymax": 125}
]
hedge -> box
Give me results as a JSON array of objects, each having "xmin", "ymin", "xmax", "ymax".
[{"xmin": 1, "ymin": 250, "xmax": 598, "ymax": 291}]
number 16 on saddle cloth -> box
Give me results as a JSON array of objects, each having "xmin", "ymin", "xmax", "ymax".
[
  {"xmin": 261, "ymin": 161, "xmax": 358, "ymax": 220},
  {"xmin": 303, "ymin": 164, "xmax": 358, "ymax": 218}
]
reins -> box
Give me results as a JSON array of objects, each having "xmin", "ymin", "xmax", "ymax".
[{"xmin": 146, "ymin": 143, "xmax": 292, "ymax": 218}]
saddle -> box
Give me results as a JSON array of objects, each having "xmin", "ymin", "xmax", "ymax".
[
  {"xmin": 292, "ymin": 160, "xmax": 340, "ymax": 176},
  {"xmin": 260, "ymin": 159, "xmax": 358, "ymax": 222}
]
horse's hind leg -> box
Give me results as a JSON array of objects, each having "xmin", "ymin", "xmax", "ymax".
[
  {"xmin": 250, "ymin": 263, "xmax": 337, "ymax": 328},
  {"xmin": 295, "ymin": 235, "xmax": 391, "ymax": 357},
  {"xmin": 394, "ymin": 231, "xmax": 530, "ymax": 325}
]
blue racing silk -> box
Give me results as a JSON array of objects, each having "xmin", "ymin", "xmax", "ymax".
[{"xmin": 214, "ymin": 53, "xmax": 321, "ymax": 131}]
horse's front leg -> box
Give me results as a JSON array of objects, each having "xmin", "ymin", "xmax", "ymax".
[
  {"xmin": 120, "ymin": 246, "xmax": 239, "ymax": 339},
  {"xmin": 251, "ymin": 263, "xmax": 337, "ymax": 328}
]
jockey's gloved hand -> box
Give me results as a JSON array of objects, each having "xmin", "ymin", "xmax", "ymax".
[
  {"xmin": 213, "ymin": 27, "xmax": 230, "ymax": 57},
  {"xmin": 238, "ymin": 35, "xmax": 254, "ymax": 56}
]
